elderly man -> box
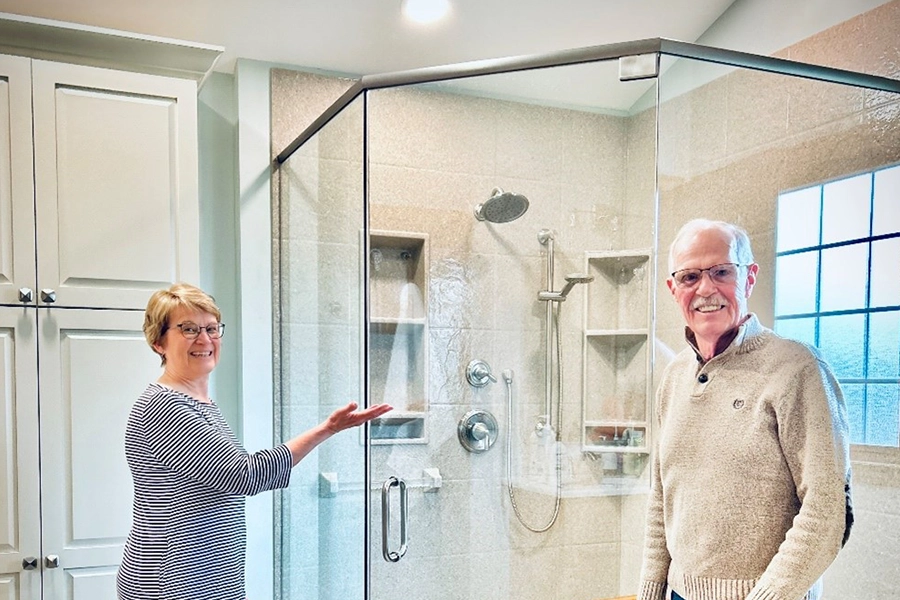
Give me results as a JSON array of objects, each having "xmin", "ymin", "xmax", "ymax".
[{"xmin": 638, "ymin": 219, "xmax": 852, "ymax": 600}]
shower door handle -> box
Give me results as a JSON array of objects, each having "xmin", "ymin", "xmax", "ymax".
[{"xmin": 381, "ymin": 476, "xmax": 408, "ymax": 563}]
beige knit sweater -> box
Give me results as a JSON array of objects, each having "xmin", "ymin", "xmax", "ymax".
[{"xmin": 639, "ymin": 315, "xmax": 850, "ymax": 600}]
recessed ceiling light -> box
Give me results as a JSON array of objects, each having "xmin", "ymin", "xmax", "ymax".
[{"xmin": 401, "ymin": 0, "xmax": 451, "ymax": 24}]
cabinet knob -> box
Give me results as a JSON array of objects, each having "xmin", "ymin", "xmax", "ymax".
[
  {"xmin": 18, "ymin": 288, "xmax": 34, "ymax": 303},
  {"xmin": 40, "ymin": 289, "xmax": 57, "ymax": 304},
  {"xmin": 22, "ymin": 556, "xmax": 38, "ymax": 570},
  {"xmin": 44, "ymin": 555, "xmax": 60, "ymax": 569}
]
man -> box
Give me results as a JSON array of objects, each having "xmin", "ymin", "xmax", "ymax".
[{"xmin": 638, "ymin": 219, "xmax": 852, "ymax": 600}]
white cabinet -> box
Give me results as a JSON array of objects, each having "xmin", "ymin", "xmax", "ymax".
[
  {"xmin": 581, "ymin": 250, "xmax": 653, "ymax": 473},
  {"xmin": 0, "ymin": 308, "xmax": 158, "ymax": 600},
  {"xmin": 0, "ymin": 15, "xmax": 219, "ymax": 600},
  {"xmin": 0, "ymin": 309, "xmax": 40, "ymax": 600},
  {"xmin": 0, "ymin": 54, "xmax": 35, "ymax": 306},
  {"xmin": 1, "ymin": 54, "xmax": 200, "ymax": 309}
]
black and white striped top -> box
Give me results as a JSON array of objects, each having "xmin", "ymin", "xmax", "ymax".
[{"xmin": 117, "ymin": 383, "xmax": 292, "ymax": 600}]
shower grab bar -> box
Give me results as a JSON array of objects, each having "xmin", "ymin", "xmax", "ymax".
[{"xmin": 381, "ymin": 476, "xmax": 409, "ymax": 563}]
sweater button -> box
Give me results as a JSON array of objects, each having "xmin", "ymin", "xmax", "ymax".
[{"xmin": 698, "ymin": 373, "xmax": 709, "ymax": 383}]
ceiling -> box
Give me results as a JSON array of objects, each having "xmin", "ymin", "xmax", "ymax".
[{"xmin": 0, "ymin": 0, "xmax": 740, "ymax": 77}]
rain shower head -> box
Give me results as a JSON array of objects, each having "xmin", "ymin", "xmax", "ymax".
[{"xmin": 474, "ymin": 188, "xmax": 529, "ymax": 223}]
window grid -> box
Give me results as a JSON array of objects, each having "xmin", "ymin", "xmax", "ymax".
[{"xmin": 775, "ymin": 166, "xmax": 900, "ymax": 447}]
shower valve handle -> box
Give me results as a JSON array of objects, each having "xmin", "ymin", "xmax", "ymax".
[{"xmin": 466, "ymin": 359, "xmax": 496, "ymax": 387}]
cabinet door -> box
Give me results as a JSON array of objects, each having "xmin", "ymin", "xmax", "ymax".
[
  {"xmin": 0, "ymin": 308, "xmax": 41, "ymax": 600},
  {"xmin": 37, "ymin": 308, "xmax": 160, "ymax": 600},
  {"xmin": 0, "ymin": 55, "xmax": 36, "ymax": 306},
  {"xmin": 32, "ymin": 60, "xmax": 199, "ymax": 310}
]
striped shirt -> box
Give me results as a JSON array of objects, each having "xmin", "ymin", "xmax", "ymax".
[{"xmin": 117, "ymin": 383, "xmax": 292, "ymax": 600}]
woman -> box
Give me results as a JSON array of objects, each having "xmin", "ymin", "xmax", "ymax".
[{"xmin": 116, "ymin": 283, "xmax": 391, "ymax": 600}]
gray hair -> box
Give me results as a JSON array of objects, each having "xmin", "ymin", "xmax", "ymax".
[{"xmin": 668, "ymin": 219, "xmax": 755, "ymax": 274}]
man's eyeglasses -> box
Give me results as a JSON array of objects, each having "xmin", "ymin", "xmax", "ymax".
[
  {"xmin": 670, "ymin": 263, "xmax": 747, "ymax": 289},
  {"xmin": 172, "ymin": 321, "xmax": 225, "ymax": 339}
]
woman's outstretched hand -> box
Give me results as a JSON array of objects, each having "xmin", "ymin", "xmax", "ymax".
[{"xmin": 325, "ymin": 402, "xmax": 392, "ymax": 434}]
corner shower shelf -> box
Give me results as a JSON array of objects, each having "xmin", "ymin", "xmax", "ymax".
[
  {"xmin": 368, "ymin": 230, "xmax": 429, "ymax": 445},
  {"xmin": 581, "ymin": 249, "xmax": 653, "ymax": 469}
]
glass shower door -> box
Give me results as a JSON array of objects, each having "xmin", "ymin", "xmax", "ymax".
[{"xmin": 366, "ymin": 57, "xmax": 659, "ymax": 600}]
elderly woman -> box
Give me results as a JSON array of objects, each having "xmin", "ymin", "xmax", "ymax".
[{"xmin": 116, "ymin": 283, "xmax": 391, "ymax": 600}]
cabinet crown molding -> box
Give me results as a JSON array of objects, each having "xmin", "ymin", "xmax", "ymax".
[{"xmin": 0, "ymin": 11, "xmax": 223, "ymax": 85}]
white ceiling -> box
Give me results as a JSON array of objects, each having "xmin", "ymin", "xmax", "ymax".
[{"xmin": 0, "ymin": 0, "xmax": 739, "ymax": 77}]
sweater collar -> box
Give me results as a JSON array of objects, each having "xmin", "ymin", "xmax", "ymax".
[{"xmin": 684, "ymin": 313, "xmax": 764, "ymax": 363}]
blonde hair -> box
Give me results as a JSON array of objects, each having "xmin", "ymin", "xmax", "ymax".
[{"xmin": 144, "ymin": 283, "xmax": 222, "ymax": 365}]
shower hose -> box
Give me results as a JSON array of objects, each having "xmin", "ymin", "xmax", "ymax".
[{"xmin": 504, "ymin": 304, "xmax": 562, "ymax": 532}]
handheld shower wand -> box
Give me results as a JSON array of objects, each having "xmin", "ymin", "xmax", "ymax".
[{"xmin": 537, "ymin": 273, "xmax": 595, "ymax": 302}]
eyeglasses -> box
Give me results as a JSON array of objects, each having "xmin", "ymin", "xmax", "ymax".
[
  {"xmin": 670, "ymin": 263, "xmax": 747, "ymax": 289},
  {"xmin": 171, "ymin": 321, "xmax": 225, "ymax": 339}
]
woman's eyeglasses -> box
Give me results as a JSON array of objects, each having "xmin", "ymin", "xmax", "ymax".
[{"xmin": 172, "ymin": 322, "xmax": 225, "ymax": 339}]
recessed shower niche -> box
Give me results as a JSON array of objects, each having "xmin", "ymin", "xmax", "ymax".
[
  {"xmin": 369, "ymin": 230, "xmax": 429, "ymax": 444},
  {"xmin": 581, "ymin": 250, "xmax": 652, "ymax": 465}
]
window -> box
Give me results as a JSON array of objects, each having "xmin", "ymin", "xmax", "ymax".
[{"xmin": 774, "ymin": 164, "xmax": 900, "ymax": 447}]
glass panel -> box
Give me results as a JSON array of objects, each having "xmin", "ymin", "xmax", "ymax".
[
  {"xmin": 869, "ymin": 310, "xmax": 900, "ymax": 378},
  {"xmin": 774, "ymin": 317, "xmax": 817, "ymax": 346},
  {"xmin": 870, "ymin": 237, "xmax": 900, "ymax": 308},
  {"xmin": 818, "ymin": 314, "xmax": 866, "ymax": 378},
  {"xmin": 865, "ymin": 384, "xmax": 900, "ymax": 446},
  {"xmin": 366, "ymin": 59, "xmax": 657, "ymax": 600},
  {"xmin": 774, "ymin": 252, "xmax": 818, "ymax": 315},
  {"xmin": 873, "ymin": 164, "xmax": 900, "ymax": 236},
  {"xmin": 274, "ymin": 94, "xmax": 366, "ymax": 600},
  {"xmin": 821, "ymin": 173, "xmax": 872, "ymax": 244},
  {"xmin": 777, "ymin": 187, "xmax": 820, "ymax": 251},
  {"xmin": 819, "ymin": 243, "xmax": 868, "ymax": 312},
  {"xmin": 657, "ymin": 47, "xmax": 900, "ymax": 600},
  {"xmin": 842, "ymin": 383, "xmax": 866, "ymax": 445}
]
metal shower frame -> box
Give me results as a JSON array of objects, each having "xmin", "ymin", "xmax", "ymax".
[{"xmin": 275, "ymin": 37, "xmax": 900, "ymax": 165}]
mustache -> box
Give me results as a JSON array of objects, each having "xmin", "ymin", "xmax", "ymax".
[{"xmin": 691, "ymin": 296, "xmax": 727, "ymax": 310}]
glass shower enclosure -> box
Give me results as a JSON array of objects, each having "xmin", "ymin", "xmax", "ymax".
[{"xmin": 272, "ymin": 38, "xmax": 900, "ymax": 600}]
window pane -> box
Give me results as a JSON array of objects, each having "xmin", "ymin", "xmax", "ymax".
[
  {"xmin": 870, "ymin": 238, "xmax": 900, "ymax": 308},
  {"xmin": 775, "ymin": 252, "xmax": 818, "ymax": 315},
  {"xmin": 865, "ymin": 384, "xmax": 899, "ymax": 447},
  {"xmin": 774, "ymin": 317, "xmax": 816, "ymax": 346},
  {"xmin": 819, "ymin": 314, "xmax": 865, "ymax": 378},
  {"xmin": 869, "ymin": 311, "xmax": 900, "ymax": 378},
  {"xmin": 821, "ymin": 173, "xmax": 872, "ymax": 244},
  {"xmin": 819, "ymin": 243, "xmax": 868, "ymax": 312},
  {"xmin": 873, "ymin": 165, "xmax": 900, "ymax": 236},
  {"xmin": 777, "ymin": 187, "xmax": 820, "ymax": 251},
  {"xmin": 843, "ymin": 383, "xmax": 865, "ymax": 445}
]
